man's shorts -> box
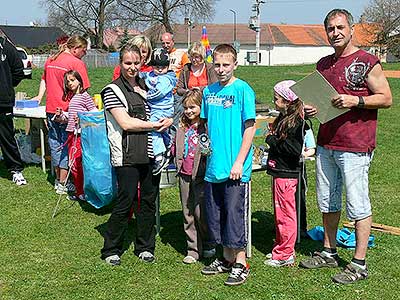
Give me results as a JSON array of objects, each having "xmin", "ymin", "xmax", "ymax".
[
  {"xmin": 204, "ymin": 180, "xmax": 249, "ymax": 249},
  {"xmin": 316, "ymin": 146, "xmax": 373, "ymax": 221},
  {"xmin": 47, "ymin": 114, "xmax": 69, "ymax": 169}
]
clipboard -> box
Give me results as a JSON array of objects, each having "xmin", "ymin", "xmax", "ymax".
[{"xmin": 289, "ymin": 70, "xmax": 350, "ymax": 124}]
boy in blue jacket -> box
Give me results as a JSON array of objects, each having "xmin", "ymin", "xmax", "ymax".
[{"xmin": 139, "ymin": 48, "xmax": 177, "ymax": 175}]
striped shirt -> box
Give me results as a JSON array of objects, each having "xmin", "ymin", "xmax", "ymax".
[
  {"xmin": 102, "ymin": 87, "xmax": 153, "ymax": 158},
  {"xmin": 66, "ymin": 91, "xmax": 97, "ymax": 132}
]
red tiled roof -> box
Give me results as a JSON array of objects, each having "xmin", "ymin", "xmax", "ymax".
[{"xmin": 153, "ymin": 23, "xmax": 379, "ymax": 47}]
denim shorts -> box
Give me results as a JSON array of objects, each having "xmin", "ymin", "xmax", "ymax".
[
  {"xmin": 47, "ymin": 113, "xmax": 69, "ymax": 169},
  {"xmin": 316, "ymin": 146, "xmax": 373, "ymax": 221},
  {"xmin": 204, "ymin": 180, "xmax": 249, "ymax": 249}
]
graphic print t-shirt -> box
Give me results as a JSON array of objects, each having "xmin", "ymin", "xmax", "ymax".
[{"xmin": 201, "ymin": 79, "xmax": 256, "ymax": 183}]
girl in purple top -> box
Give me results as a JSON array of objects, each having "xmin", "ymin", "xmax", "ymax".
[
  {"xmin": 171, "ymin": 89, "xmax": 215, "ymax": 264},
  {"xmin": 58, "ymin": 70, "xmax": 97, "ymax": 200}
]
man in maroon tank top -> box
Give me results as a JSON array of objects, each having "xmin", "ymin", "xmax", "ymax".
[{"xmin": 299, "ymin": 9, "xmax": 392, "ymax": 284}]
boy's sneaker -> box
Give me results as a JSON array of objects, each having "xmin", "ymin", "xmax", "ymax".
[
  {"xmin": 224, "ymin": 263, "xmax": 250, "ymax": 286},
  {"xmin": 264, "ymin": 255, "xmax": 295, "ymax": 267},
  {"xmin": 152, "ymin": 154, "xmax": 169, "ymax": 175},
  {"xmin": 299, "ymin": 251, "xmax": 339, "ymax": 269},
  {"xmin": 203, "ymin": 248, "xmax": 216, "ymax": 258},
  {"xmin": 104, "ymin": 254, "xmax": 121, "ymax": 266},
  {"xmin": 138, "ymin": 251, "xmax": 155, "ymax": 263},
  {"xmin": 12, "ymin": 171, "xmax": 27, "ymax": 186},
  {"xmin": 332, "ymin": 263, "xmax": 368, "ymax": 284},
  {"xmin": 201, "ymin": 258, "xmax": 233, "ymax": 275}
]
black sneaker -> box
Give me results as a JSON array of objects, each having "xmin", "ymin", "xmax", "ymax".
[
  {"xmin": 299, "ymin": 251, "xmax": 339, "ymax": 269},
  {"xmin": 152, "ymin": 154, "xmax": 169, "ymax": 175},
  {"xmin": 332, "ymin": 263, "xmax": 368, "ymax": 284},
  {"xmin": 104, "ymin": 254, "xmax": 121, "ymax": 266},
  {"xmin": 224, "ymin": 263, "xmax": 250, "ymax": 286},
  {"xmin": 201, "ymin": 258, "xmax": 233, "ymax": 275}
]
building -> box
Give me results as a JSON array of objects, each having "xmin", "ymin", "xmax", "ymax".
[
  {"xmin": 0, "ymin": 25, "xmax": 66, "ymax": 48},
  {"xmin": 150, "ymin": 22, "xmax": 383, "ymax": 66}
]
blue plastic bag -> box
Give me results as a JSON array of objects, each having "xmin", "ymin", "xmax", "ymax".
[
  {"xmin": 79, "ymin": 111, "xmax": 116, "ymax": 208},
  {"xmin": 307, "ymin": 226, "xmax": 375, "ymax": 249}
]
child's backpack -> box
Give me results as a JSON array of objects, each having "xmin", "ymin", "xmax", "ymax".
[{"xmin": 79, "ymin": 111, "xmax": 116, "ymax": 208}]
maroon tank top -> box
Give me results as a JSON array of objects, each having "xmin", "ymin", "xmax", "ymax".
[{"xmin": 317, "ymin": 49, "xmax": 380, "ymax": 152}]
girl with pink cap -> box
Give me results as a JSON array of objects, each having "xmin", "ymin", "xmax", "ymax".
[{"xmin": 264, "ymin": 80, "xmax": 309, "ymax": 267}]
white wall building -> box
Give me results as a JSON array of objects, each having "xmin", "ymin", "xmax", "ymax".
[{"xmin": 149, "ymin": 23, "xmax": 383, "ymax": 66}]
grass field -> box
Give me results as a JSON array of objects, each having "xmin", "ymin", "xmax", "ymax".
[{"xmin": 1, "ymin": 64, "xmax": 400, "ymax": 300}]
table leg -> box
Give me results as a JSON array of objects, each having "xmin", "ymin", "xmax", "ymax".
[
  {"xmin": 39, "ymin": 120, "xmax": 46, "ymax": 173},
  {"xmin": 296, "ymin": 171, "xmax": 301, "ymax": 244},
  {"xmin": 155, "ymin": 187, "xmax": 160, "ymax": 235},
  {"xmin": 246, "ymin": 181, "xmax": 252, "ymax": 258}
]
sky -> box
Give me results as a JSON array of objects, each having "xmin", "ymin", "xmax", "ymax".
[{"xmin": 1, "ymin": 0, "xmax": 371, "ymax": 26}]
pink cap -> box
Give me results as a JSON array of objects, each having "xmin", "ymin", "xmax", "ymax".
[{"xmin": 273, "ymin": 80, "xmax": 298, "ymax": 102}]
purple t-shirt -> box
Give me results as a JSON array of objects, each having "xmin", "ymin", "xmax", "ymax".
[
  {"xmin": 180, "ymin": 124, "xmax": 199, "ymax": 175},
  {"xmin": 66, "ymin": 91, "xmax": 96, "ymax": 132}
]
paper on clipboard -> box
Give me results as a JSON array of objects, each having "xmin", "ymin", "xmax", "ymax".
[{"xmin": 289, "ymin": 70, "xmax": 350, "ymax": 124}]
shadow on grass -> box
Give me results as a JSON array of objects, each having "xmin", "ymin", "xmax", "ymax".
[
  {"xmin": 95, "ymin": 218, "xmax": 136, "ymax": 255},
  {"xmin": 251, "ymin": 210, "xmax": 326, "ymax": 257},
  {"xmin": 251, "ymin": 210, "xmax": 275, "ymax": 255},
  {"xmin": 158, "ymin": 210, "xmax": 186, "ymax": 256},
  {"xmin": 78, "ymin": 200, "xmax": 114, "ymax": 216},
  {"xmin": 0, "ymin": 162, "xmax": 10, "ymax": 180},
  {"xmin": 0, "ymin": 161, "xmax": 37, "ymax": 180}
]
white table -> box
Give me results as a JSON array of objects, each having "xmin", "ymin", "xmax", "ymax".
[{"xmin": 13, "ymin": 106, "xmax": 47, "ymax": 173}]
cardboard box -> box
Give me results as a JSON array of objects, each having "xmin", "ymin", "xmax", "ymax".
[{"xmin": 26, "ymin": 119, "xmax": 49, "ymax": 155}]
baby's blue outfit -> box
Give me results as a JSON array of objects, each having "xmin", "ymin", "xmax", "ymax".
[{"xmin": 141, "ymin": 70, "xmax": 177, "ymax": 156}]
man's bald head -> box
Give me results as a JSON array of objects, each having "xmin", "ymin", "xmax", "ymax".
[{"xmin": 161, "ymin": 32, "xmax": 174, "ymax": 53}]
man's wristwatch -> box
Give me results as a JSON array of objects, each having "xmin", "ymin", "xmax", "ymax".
[{"xmin": 357, "ymin": 96, "xmax": 365, "ymax": 108}]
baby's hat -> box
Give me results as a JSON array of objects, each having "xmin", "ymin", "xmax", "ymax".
[
  {"xmin": 273, "ymin": 80, "xmax": 298, "ymax": 102},
  {"xmin": 150, "ymin": 48, "xmax": 170, "ymax": 66}
]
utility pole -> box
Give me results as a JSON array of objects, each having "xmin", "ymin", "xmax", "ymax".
[
  {"xmin": 230, "ymin": 9, "xmax": 240, "ymax": 53},
  {"xmin": 249, "ymin": 0, "xmax": 265, "ymax": 65},
  {"xmin": 184, "ymin": 17, "xmax": 192, "ymax": 49},
  {"xmin": 229, "ymin": 9, "xmax": 237, "ymax": 43}
]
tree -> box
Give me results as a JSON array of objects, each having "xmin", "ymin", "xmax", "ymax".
[
  {"xmin": 362, "ymin": 0, "xmax": 400, "ymax": 58},
  {"xmin": 116, "ymin": 0, "xmax": 219, "ymax": 33},
  {"xmin": 41, "ymin": 0, "xmax": 118, "ymax": 48}
]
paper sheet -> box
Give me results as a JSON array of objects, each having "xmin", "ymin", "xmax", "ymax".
[{"xmin": 290, "ymin": 70, "xmax": 350, "ymax": 124}]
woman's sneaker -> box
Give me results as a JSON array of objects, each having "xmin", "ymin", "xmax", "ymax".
[
  {"xmin": 224, "ymin": 263, "xmax": 250, "ymax": 286},
  {"xmin": 264, "ymin": 255, "xmax": 295, "ymax": 267},
  {"xmin": 56, "ymin": 181, "xmax": 76, "ymax": 195},
  {"xmin": 12, "ymin": 171, "xmax": 27, "ymax": 186},
  {"xmin": 182, "ymin": 255, "xmax": 197, "ymax": 264},
  {"xmin": 104, "ymin": 254, "xmax": 121, "ymax": 266},
  {"xmin": 54, "ymin": 179, "xmax": 60, "ymax": 190},
  {"xmin": 138, "ymin": 251, "xmax": 155, "ymax": 263}
]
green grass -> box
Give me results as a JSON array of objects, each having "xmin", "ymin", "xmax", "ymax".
[{"xmin": 1, "ymin": 64, "xmax": 400, "ymax": 300}]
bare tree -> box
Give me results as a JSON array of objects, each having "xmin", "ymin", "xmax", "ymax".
[
  {"xmin": 362, "ymin": 0, "xmax": 400, "ymax": 57},
  {"xmin": 41, "ymin": 0, "xmax": 118, "ymax": 48},
  {"xmin": 116, "ymin": 0, "xmax": 219, "ymax": 33}
]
